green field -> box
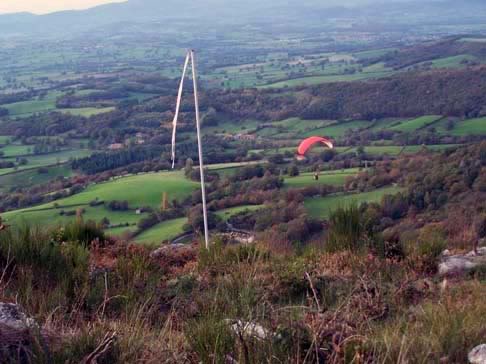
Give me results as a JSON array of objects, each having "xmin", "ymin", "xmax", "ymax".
[
  {"xmin": 0, "ymin": 136, "xmax": 11, "ymax": 144},
  {"xmin": 58, "ymin": 107, "xmax": 115, "ymax": 117},
  {"xmin": 390, "ymin": 116, "xmax": 443, "ymax": 132},
  {"xmin": 425, "ymin": 55, "xmax": 478, "ymax": 69},
  {"xmin": 203, "ymin": 120, "xmax": 260, "ymax": 135},
  {"xmin": 284, "ymin": 169, "xmax": 359, "ymax": 189},
  {"xmin": 369, "ymin": 118, "xmax": 403, "ymax": 131},
  {"xmin": 215, "ymin": 205, "xmax": 264, "ymax": 220},
  {"xmin": 304, "ymin": 186, "xmax": 402, "ymax": 218},
  {"xmin": 1, "ymin": 91, "xmax": 62, "ymax": 117},
  {"xmin": 362, "ymin": 146, "xmax": 404, "ymax": 156},
  {"xmin": 4, "ymin": 203, "xmax": 146, "ymax": 229},
  {"xmin": 301, "ymin": 120, "xmax": 370, "ymax": 138},
  {"xmin": 105, "ymin": 225, "xmax": 138, "ymax": 236},
  {"xmin": 0, "ymin": 144, "xmax": 32, "ymax": 157},
  {"xmin": 134, "ymin": 217, "xmax": 188, "ymax": 245},
  {"xmin": 3, "ymin": 171, "xmax": 198, "ymax": 226},
  {"xmin": 261, "ymin": 69, "xmax": 392, "ymax": 88},
  {"xmin": 0, "ymin": 149, "xmax": 92, "ymax": 175},
  {"xmin": 48, "ymin": 171, "xmax": 197, "ymax": 209},
  {"xmin": 460, "ymin": 37, "xmax": 486, "ymax": 43},
  {"xmin": 134, "ymin": 205, "xmax": 264, "ymax": 245},
  {"xmin": 444, "ymin": 117, "xmax": 486, "ymax": 136},
  {"xmin": 1, "ymin": 92, "xmax": 114, "ymax": 119},
  {"xmin": 353, "ymin": 49, "xmax": 397, "ymax": 60},
  {"xmin": 400, "ymin": 144, "xmax": 460, "ymax": 154},
  {"xmin": 0, "ymin": 165, "xmax": 73, "ymax": 192},
  {"xmin": 207, "ymin": 161, "xmax": 266, "ymax": 171}
]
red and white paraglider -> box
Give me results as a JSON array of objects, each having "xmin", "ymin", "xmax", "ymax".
[{"xmin": 296, "ymin": 136, "xmax": 334, "ymax": 160}]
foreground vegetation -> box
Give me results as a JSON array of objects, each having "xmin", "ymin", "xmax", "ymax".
[{"xmin": 0, "ymin": 212, "xmax": 484, "ymax": 363}]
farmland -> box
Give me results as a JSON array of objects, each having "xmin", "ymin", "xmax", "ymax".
[
  {"xmin": 134, "ymin": 217, "xmax": 188, "ymax": 245},
  {"xmin": 3, "ymin": 171, "xmax": 198, "ymax": 226},
  {"xmin": 390, "ymin": 115, "xmax": 443, "ymax": 132},
  {"xmin": 215, "ymin": 205, "xmax": 264, "ymax": 220},
  {"xmin": 304, "ymin": 186, "xmax": 403, "ymax": 219},
  {"xmin": 261, "ymin": 69, "xmax": 392, "ymax": 88},
  {"xmin": 0, "ymin": 165, "xmax": 73, "ymax": 193},
  {"xmin": 0, "ymin": 144, "xmax": 33, "ymax": 157},
  {"xmin": 442, "ymin": 117, "xmax": 486, "ymax": 136},
  {"xmin": 0, "ymin": 149, "xmax": 92, "ymax": 176},
  {"xmin": 301, "ymin": 120, "xmax": 370, "ymax": 138},
  {"xmin": 284, "ymin": 169, "xmax": 359, "ymax": 189},
  {"xmin": 2, "ymin": 91, "xmax": 61, "ymax": 117},
  {"xmin": 58, "ymin": 107, "xmax": 116, "ymax": 117}
]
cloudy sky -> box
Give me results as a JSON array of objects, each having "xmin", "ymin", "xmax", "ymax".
[{"xmin": 0, "ymin": 0, "xmax": 126, "ymax": 14}]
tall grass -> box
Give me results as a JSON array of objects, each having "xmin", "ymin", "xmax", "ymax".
[
  {"xmin": 0, "ymin": 225, "xmax": 90, "ymax": 307},
  {"xmin": 0, "ymin": 220, "xmax": 483, "ymax": 363},
  {"xmin": 326, "ymin": 204, "xmax": 365, "ymax": 252},
  {"xmin": 368, "ymin": 281, "xmax": 486, "ymax": 363}
]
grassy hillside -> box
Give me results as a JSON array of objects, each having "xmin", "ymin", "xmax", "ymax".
[
  {"xmin": 3, "ymin": 171, "xmax": 198, "ymax": 227},
  {"xmin": 0, "ymin": 149, "xmax": 92, "ymax": 176},
  {"xmin": 0, "ymin": 165, "xmax": 73, "ymax": 192},
  {"xmin": 305, "ymin": 186, "xmax": 402, "ymax": 218},
  {"xmin": 1, "ymin": 91, "xmax": 61, "ymax": 117},
  {"xmin": 390, "ymin": 115, "xmax": 443, "ymax": 132},
  {"xmin": 448, "ymin": 117, "xmax": 486, "ymax": 136},
  {"xmin": 134, "ymin": 217, "xmax": 188, "ymax": 245},
  {"xmin": 284, "ymin": 169, "xmax": 358, "ymax": 189},
  {"xmin": 58, "ymin": 107, "xmax": 115, "ymax": 117},
  {"xmin": 301, "ymin": 120, "xmax": 369, "ymax": 138}
]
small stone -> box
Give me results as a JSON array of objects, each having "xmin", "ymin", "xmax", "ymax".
[
  {"xmin": 438, "ymin": 257, "xmax": 479, "ymax": 276},
  {"xmin": 0, "ymin": 302, "xmax": 36, "ymax": 330},
  {"xmin": 150, "ymin": 243, "xmax": 187, "ymax": 258},
  {"xmin": 438, "ymin": 247, "xmax": 486, "ymax": 276},
  {"xmin": 227, "ymin": 319, "xmax": 270, "ymax": 340},
  {"xmin": 469, "ymin": 344, "xmax": 486, "ymax": 364}
]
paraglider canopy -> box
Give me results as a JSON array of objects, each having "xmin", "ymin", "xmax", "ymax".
[{"xmin": 297, "ymin": 136, "xmax": 334, "ymax": 156}]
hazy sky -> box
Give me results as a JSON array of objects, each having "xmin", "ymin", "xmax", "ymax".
[{"xmin": 0, "ymin": 0, "xmax": 126, "ymax": 14}]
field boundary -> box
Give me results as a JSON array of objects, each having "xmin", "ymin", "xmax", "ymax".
[
  {"xmin": 416, "ymin": 116, "xmax": 446, "ymax": 131},
  {"xmin": 0, "ymin": 161, "xmax": 69, "ymax": 177}
]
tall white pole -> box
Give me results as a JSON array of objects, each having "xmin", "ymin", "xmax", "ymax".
[
  {"xmin": 190, "ymin": 50, "xmax": 210, "ymax": 249},
  {"xmin": 171, "ymin": 53, "xmax": 190, "ymax": 169}
]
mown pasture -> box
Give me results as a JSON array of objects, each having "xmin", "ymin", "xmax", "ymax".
[
  {"xmin": 0, "ymin": 165, "xmax": 73, "ymax": 192},
  {"xmin": 0, "ymin": 136, "xmax": 11, "ymax": 144},
  {"xmin": 132, "ymin": 205, "xmax": 264, "ymax": 245},
  {"xmin": 443, "ymin": 117, "xmax": 486, "ymax": 136},
  {"xmin": 301, "ymin": 120, "xmax": 370, "ymax": 138},
  {"xmin": 58, "ymin": 107, "xmax": 115, "ymax": 117},
  {"xmin": 3, "ymin": 171, "xmax": 198, "ymax": 226},
  {"xmin": 0, "ymin": 144, "xmax": 33, "ymax": 157},
  {"xmin": 134, "ymin": 218, "xmax": 188, "ymax": 245},
  {"xmin": 0, "ymin": 149, "xmax": 92, "ymax": 176},
  {"xmin": 284, "ymin": 169, "xmax": 359, "ymax": 189},
  {"xmin": 304, "ymin": 186, "xmax": 402, "ymax": 218},
  {"xmin": 390, "ymin": 115, "xmax": 443, "ymax": 132},
  {"xmin": 1, "ymin": 91, "xmax": 61, "ymax": 117}
]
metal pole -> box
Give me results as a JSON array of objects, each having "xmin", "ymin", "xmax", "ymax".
[
  {"xmin": 171, "ymin": 53, "xmax": 190, "ymax": 168},
  {"xmin": 190, "ymin": 50, "xmax": 210, "ymax": 249}
]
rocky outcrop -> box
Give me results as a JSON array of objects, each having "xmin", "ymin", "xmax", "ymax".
[
  {"xmin": 0, "ymin": 302, "xmax": 57, "ymax": 364},
  {"xmin": 150, "ymin": 243, "xmax": 188, "ymax": 258},
  {"xmin": 0, "ymin": 303, "xmax": 41, "ymax": 363},
  {"xmin": 438, "ymin": 247, "xmax": 486, "ymax": 276},
  {"xmin": 227, "ymin": 319, "xmax": 270, "ymax": 340},
  {"xmin": 469, "ymin": 344, "xmax": 486, "ymax": 364},
  {"xmin": 0, "ymin": 302, "xmax": 36, "ymax": 330},
  {"xmin": 219, "ymin": 232, "xmax": 255, "ymax": 245}
]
